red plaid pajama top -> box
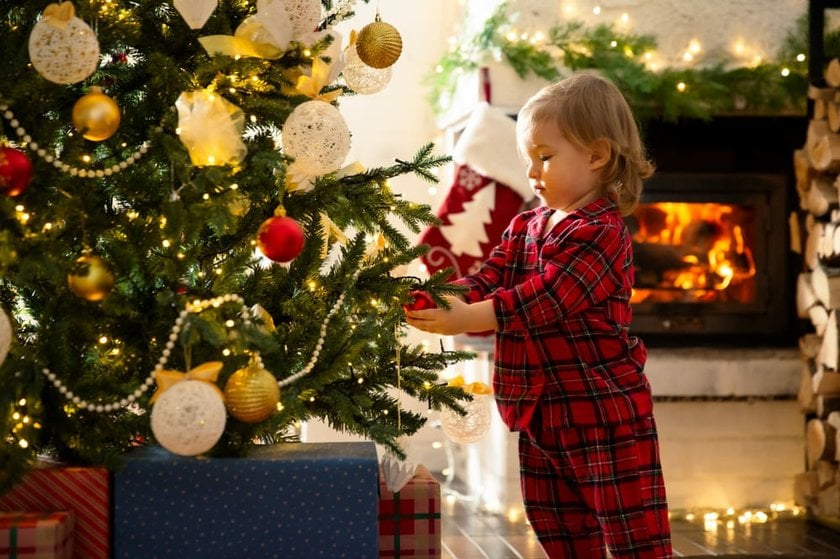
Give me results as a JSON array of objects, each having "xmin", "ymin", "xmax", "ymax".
[{"xmin": 454, "ymin": 198, "xmax": 653, "ymax": 431}]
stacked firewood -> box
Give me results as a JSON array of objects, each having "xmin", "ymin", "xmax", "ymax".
[{"xmin": 794, "ymin": 58, "xmax": 840, "ymax": 519}]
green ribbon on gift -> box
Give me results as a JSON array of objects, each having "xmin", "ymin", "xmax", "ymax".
[{"xmin": 387, "ymin": 490, "xmax": 442, "ymax": 558}]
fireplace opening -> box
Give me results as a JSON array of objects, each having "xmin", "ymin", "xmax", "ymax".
[
  {"xmin": 629, "ymin": 200, "xmax": 758, "ymax": 306},
  {"xmin": 627, "ymin": 172, "xmax": 792, "ymax": 346},
  {"xmin": 629, "ymin": 116, "xmax": 806, "ymax": 347}
]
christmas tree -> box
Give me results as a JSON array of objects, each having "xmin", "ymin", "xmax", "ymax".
[{"xmin": 0, "ymin": 0, "xmax": 471, "ymax": 493}]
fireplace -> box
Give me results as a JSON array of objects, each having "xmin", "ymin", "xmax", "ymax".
[
  {"xmin": 628, "ymin": 116, "xmax": 806, "ymax": 345},
  {"xmin": 627, "ymin": 173, "xmax": 788, "ymax": 343}
]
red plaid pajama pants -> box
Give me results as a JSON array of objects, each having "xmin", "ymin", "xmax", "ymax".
[{"xmin": 519, "ymin": 416, "xmax": 672, "ymax": 558}]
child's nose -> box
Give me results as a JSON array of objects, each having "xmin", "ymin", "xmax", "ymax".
[{"xmin": 527, "ymin": 161, "xmax": 540, "ymax": 179}]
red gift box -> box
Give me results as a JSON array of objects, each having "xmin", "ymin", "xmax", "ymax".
[
  {"xmin": 0, "ymin": 466, "xmax": 109, "ymax": 559},
  {"xmin": 379, "ymin": 464, "xmax": 442, "ymax": 558},
  {"xmin": 0, "ymin": 511, "xmax": 74, "ymax": 559}
]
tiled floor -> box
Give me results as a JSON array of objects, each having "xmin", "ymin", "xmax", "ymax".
[{"xmin": 439, "ymin": 487, "xmax": 840, "ymax": 558}]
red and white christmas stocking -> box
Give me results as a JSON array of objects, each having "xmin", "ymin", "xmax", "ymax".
[{"xmin": 419, "ymin": 103, "xmax": 534, "ymax": 279}]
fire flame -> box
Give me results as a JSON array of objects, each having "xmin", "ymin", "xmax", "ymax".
[{"xmin": 629, "ymin": 202, "xmax": 756, "ymax": 303}]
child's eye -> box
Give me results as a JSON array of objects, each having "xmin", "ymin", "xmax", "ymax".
[{"xmin": 538, "ymin": 154, "xmax": 552, "ymax": 162}]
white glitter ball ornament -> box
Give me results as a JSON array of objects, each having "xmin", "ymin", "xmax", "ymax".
[
  {"xmin": 259, "ymin": 0, "xmax": 321, "ymax": 38},
  {"xmin": 342, "ymin": 43, "xmax": 391, "ymax": 95},
  {"xmin": 441, "ymin": 394, "xmax": 492, "ymax": 444},
  {"xmin": 281, "ymin": 100, "xmax": 350, "ymax": 175},
  {"xmin": 150, "ymin": 379, "xmax": 227, "ymax": 456},
  {"xmin": 28, "ymin": 3, "xmax": 100, "ymax": 84}
]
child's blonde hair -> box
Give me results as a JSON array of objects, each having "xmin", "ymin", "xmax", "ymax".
[{"xmin": 516, "ymin": 71, "xmax": 653, "ymax": 216}]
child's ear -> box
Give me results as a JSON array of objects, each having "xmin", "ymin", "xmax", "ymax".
[{"xmin": 588, "ymin": 138, "xmax": 611, "ymax": 171}]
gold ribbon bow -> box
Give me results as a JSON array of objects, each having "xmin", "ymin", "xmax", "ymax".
[
  {"xmin": 295, "ymin": 57, "xmax": 342, "ymax": 103},
  {"xmin": 448, "ymin": 374, "xmax": 492, "ymax": 395},
  {"xmin": 43, "ymin": 2, "xmax": 75, "ymax": 29},
  {"xmin": 319, "ymin": 212, "xmax": 348, "ymax": 259},
  {"xmin": 150, "ymin": 361, "xmax": 224, "ymax": 404}
]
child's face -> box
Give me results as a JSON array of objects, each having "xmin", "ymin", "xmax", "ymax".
[{"xmin": 519, "ymin": 119, "xmax": 601, "ymax": 212}]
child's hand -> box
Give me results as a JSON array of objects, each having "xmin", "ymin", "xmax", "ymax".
[{"xmin": 405, "ymin": 296, "xmax": 497, "ymax": 336}]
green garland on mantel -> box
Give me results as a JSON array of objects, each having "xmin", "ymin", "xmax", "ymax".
[{"xmin": 426, "ymin": 3, "xmax": 840, "ymax": 122}]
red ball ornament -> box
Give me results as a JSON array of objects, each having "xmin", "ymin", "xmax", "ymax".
[
  {"xmin": 0, "ymin": 146, "xmax": 33, "ymax": 197},
  {"xmin": 257, "ymin": 216, "xmax": 305, "ymax": 263},
  {"xmin": 404, "ymin": 290, "xmax": 436, "ymax": 312}
]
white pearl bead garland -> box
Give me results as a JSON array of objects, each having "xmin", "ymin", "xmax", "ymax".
[
  {"xmin": 41, "ymin": 270, "xmax": 361, "ymax": 411},
  {"xmin": 0, "ymin": 102, "xmax": 157, "ymax": 178}
]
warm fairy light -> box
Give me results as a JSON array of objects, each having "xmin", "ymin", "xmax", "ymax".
[
  {"xmin": 506, "ymin": 507, "xmax": 524, "ymax": 523},
  {"xmin": 18, "ymin": 398, "xmax": 25, "ymax": 406},
  {"xmin": 781, "ymin": 67, "xmax": 791, "ymax": 77},
  {"xmin": 308, "ymin": 280, "xmax": 317, "ymax": 291},
  {"xmin": 18, "ymin": 439, "xmax": 28, "ymax": 448},
  {"xmin": 230, "ymin": 183, "xmax": 239, "ymax": 190},
  {"xmin": 202, "ymin": 193, "xmax": 210, "ymax": 200},
  {"xmin": 225, "ymin": 319, "xmax": 235, "ymax": 327},
  {"xmin": 82, "ymin": 154, "xmax": 91, "ymax": 163},
  {"xmin": 12, "ymin": 412, "xmax": 20, "ymax": 421},
  {"xmin": 357, "ymin": 377, "xmax": 364, "ymax": 384},
  {"xmin": 676, "ymin": 82, "xmax": 687, "ymax": 92},
  {"xmin": 682, "ymin": 51, "xmax": 694, "ymax": 62},
  {"xmin": 303, "ymin": 49, "xmax": 312, "ymax": 57},
  {"xmin": 222, "ymin": 349, "xmax": 231, "ymax": 356},
  {"xmin": 309, "ymin": 396, "xmax": 315, "ymax": 402},
  {"xmin": 505, "ymin": 30, "xmax": 517, "ymax": 41},
  {"xmin": 619, "ymin": 13, "xmax": 630, "ymax": 25},
  {"xmin": 162, "ymin": 239, "xmax": 171, "ymax": 248},
  {"xmin": 610, "ymin": 40, "xmax": 618, "ymax": 48},
  {"xmin": 796, "ymin": 53, "xmax": 806, "ymax": 62},
  {"xmin": 99, "ymin": 336, "xmax": 108, "ymax": 344},
  {"xmin": 592, "ymin": 6, "xmax": 601, "ymax": 15},
  {"xmin": 688, "ymin": 39, "xmax": 702, "ymax": 54}
]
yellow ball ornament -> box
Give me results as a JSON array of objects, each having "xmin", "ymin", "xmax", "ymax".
[
  {"xmin": 72, "ymin": 87, "xmax": 121, "ymax": 142},
  {"xmin": 224, "ymin": 360, "xmax": 280, "ymax": 423},
  {"xmin": 67, "ymin": 254, "xmax": 115, "ymax": 301},
  {"xmin": 355, "ymin": 17, "xmax": 402, "ymax": 69}
]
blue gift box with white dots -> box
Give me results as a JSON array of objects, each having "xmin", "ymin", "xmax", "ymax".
[{"xmin": 113, "ymin": 442, "xmax": 379, "ymax": 558}]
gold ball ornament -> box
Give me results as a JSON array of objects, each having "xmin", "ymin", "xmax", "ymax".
[
  {"xmin": 223, "ymin": 361, "xmax": 280, "ymax": 423},
  {"xmin": 355, "ymin": 18, "xmax": 402, "ymax": 69},
  {"xmin": 72, "ymin": 87, "xmax": 121, "ymax": 142},
  {"xmin": 67, "ymin": 254, "xmax": 115, "ymax": 301}
]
